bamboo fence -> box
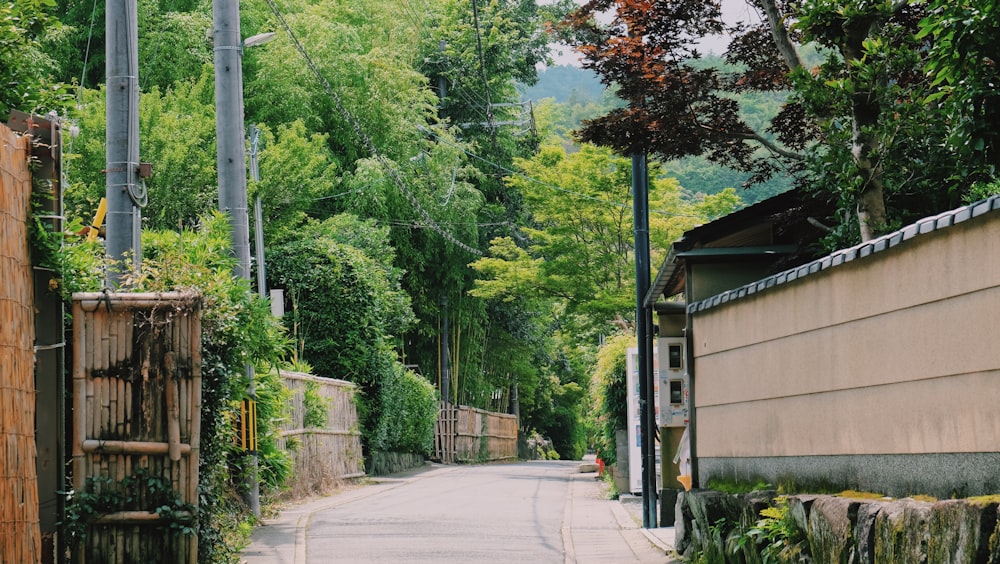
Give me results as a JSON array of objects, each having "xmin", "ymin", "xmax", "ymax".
[
  {"xmin": 434, "ymin": 403, "xmax": 457, "ymax": 464},
  {"xmin": 435, "ymin": 403, "xmax": 517, "ymax": 463},
  {"xmin": 1, "ymin": 122, "xmax": 41, "ymax": 563},
  {"xmin": 276, "ymin": 371, "xmax": 364, "ymax": 499},
  {"xmin": 71, "ymin": 292, "xmax": 202, "ymax": 563}
]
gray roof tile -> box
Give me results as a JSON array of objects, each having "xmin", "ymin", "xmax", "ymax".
[{"xmin": 687, "ymin": 195, "xmax": 1000, "ymax": 313}]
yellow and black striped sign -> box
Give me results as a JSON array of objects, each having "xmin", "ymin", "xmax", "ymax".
[{"xmin": 238, "ymin": 399, "xmax": 258, "ymax": 452}]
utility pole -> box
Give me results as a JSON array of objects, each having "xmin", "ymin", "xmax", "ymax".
[
  {"xmin": 632, "ymin": 151, "xmax": 656, "ymax": 528},
  {"xmin": 213, "ymin": 0, "xmax": 252, "ymax": 280},
  {"xmin": 106, "ymin": 0, "xmax": 142, "ymax": 279},
  {"xmin": 212, "ymin": 0, "xmax": 259, "ymax": 518}
]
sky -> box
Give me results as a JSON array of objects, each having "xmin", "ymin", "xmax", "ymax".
[{"xmin": 545, "ymin": 0, "xmax": 767, "ymax": 66}]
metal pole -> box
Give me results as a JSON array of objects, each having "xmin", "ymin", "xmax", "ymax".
[
  {"xmin": 106, "ymin": 0, "xmax": 140, "ymax": 280},
  {"xmin": 249, "ymin": 124, "xmax": 267, "ymax": 298},
  {"xmin": 213, "ymin": 0, "xmax": 259, "ymax": 518},
  {"xmin": 632, "ymin": 151, "xmax": 656, "ymax": 528}
]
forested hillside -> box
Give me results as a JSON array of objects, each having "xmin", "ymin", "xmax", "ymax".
[{"xmin": 525, "ymin": 62, "xmax": 793, "ymax": 203}]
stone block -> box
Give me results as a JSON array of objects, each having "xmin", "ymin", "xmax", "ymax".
[
  {"xmin": 927, "ymin": 499, "xmax": 998, "ymax": 563},
  {"xmin": 788, "ymin": 495, "xmax": 818, "ymax": 534},
  {"xmin": 808, "ymin": 496, "xmax": 858, "ymax": 564},
  {"xmin": 874, "ymin": 499, "xmax": 932, "ymax": 564},
  {"xmin": 854, "ymin": 501, "xmax": 885, "ymax": 564}
]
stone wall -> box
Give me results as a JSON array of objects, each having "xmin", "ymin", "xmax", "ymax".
[
  {"xmin": 369, "ymin": 451, "xmax": 426, "ymax": 476},
  {"xmin": 674, "ymin": 489, "xmax": 1000, "ymax": 563}
]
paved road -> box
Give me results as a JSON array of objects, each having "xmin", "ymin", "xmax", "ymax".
[{"xmin": 242, "ymin": 459, "xmax": 673, "ymax": 563}]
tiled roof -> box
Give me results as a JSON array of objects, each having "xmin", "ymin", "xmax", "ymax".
[{"xmin": 688, "ymin": 194, "xmax": 1000, "ymax": 314}]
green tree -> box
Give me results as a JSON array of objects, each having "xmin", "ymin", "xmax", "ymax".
[
  {"xmin": 251, "ymin": 119, "xmax": 340, "ymax": 241},
  {"xmin": 0, "ymin": 0, "xmax": 71, "ymax": 115},
  {"xmin": 63, "ymin": 74, "xmax": 219, "ymax": 230},
  {"xmin": 470, "ymin": 143, "xmax": 740, "ymax": 334},
  {"xmin": 919, "ymin": 0, "xmax": 1000, "ymax": 181},
  {"xmin": 267, "ymin": 215, "xmax": 415, "ymax": 453},
  {"xmin": 555, "ymin": 0, "xmax": 977, "ymax": 245}
]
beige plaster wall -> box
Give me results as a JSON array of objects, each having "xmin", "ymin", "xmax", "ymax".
[{"xmin": 692, "ymin": 211, "xmax": 1000, "ymax": 459}]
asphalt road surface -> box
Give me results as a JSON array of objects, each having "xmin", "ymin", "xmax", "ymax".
[{"xmin": 297, "ymin": 460, "xmax": 668, "ymax": 563}]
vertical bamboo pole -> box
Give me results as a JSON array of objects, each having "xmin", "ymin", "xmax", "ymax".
[
  {"xmin": 71, "ymin": 301, "xmax": 88, "ymax": 564},
  {"xmin": 452, "ymin": 324, "xmax": 461, "ymax": 404},
  {"xmin": 117, "ymin": 310, "xmax": 128, "ymax": 439},
  {"xmin": 188, "ymin": 302, "xmax": 202, "ymax": 562}
]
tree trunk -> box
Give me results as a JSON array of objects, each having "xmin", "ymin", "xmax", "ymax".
[
  {"xmin": 760, "ymin": 0, "xmax": 803, "ymax": 71},
  {"xmin": 852, "ymin": 91, "xmax": 887, "ymax": 241}
]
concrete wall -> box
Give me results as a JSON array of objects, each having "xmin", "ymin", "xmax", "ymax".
[{"xmin": 690, "ymin": 201, "xmax": 1000, "ymax": 498}]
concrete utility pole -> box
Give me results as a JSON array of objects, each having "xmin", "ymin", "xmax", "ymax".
[
  {"xmin": 213, "ymin": 0, "xmax": 252, "ymax": 280},
  {"xmin": 212, "ymin": 0, "xmax": 258, "ymax": 518},
  {"xmin": 632, "ymin": 151, "xmax": 657, "ymax": 528},
  {"xmin": 106, "ymin": 0, "xmax": 142, "ymax": 279}
]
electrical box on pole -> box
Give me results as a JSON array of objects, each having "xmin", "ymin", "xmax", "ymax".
[{"xmin": 658, "ymin": 337, "xmax": 689, "ymax": 428}]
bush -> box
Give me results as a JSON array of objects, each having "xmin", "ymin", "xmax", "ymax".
[
  {"xmin": 372, "ymin": 364, "xmax": 438, "ymax": 456},
  {"xmin": 590, "ymin": 334, "xmax": 631, "ymax": 466}
]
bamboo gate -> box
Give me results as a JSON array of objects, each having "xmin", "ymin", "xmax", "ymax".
[
  {"xmin": 434, "ymin": 403, "xmax": 518, "ymax": 463},
  {"xmin": 1, "ymin": 119, "xmax": 41, "ymax": 564},
  {"xmin": 71, "ymin": 292, "xmax": 202, "ymax": 563},
  {"xmin": 276, "ymin": 371, "xmax": 364, "ymax": 498}
]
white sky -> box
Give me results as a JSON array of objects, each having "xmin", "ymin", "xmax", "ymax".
[{"xmin": 545, "ymin": 0, "xmax": 766, "ymax": 66}]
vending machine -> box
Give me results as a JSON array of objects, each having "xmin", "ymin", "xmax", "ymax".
[{"xmin": 625, "ymin": 346, "xmax": 659, "ymax": 494}]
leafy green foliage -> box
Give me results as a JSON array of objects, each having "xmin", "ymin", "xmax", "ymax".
[
  {"xmin": 269, "ymin": 216, "xmax": 413, "ymax": 382},
  {"xmin": 301, "ymin": 380, "xmax": 330, "ymax": 429},
  {"xmin": 589, "ymin": 334, "xmax": 631, "ymax": 466},
  {"xmin": 253, "ymin": 368, "xmax": 293, "ymax": 492},
  {"xmin": 471, "ymin": 142, "xmax": 741, "ymax": 335},
  {"xmin": 61, "ymin": 468, "xmax": 198, "ymax": 547},
  {"xmin": 372, "ymin": 365, "xmax": 438, "ymax": 456},
  {"xmin": 137, "ymin": 0, "xmax": 213, "ymax": 92},
  {"xmin": 919, "ymin": 0, "xmax": 1000, "ymax": 179},
  {"xmin": 64, "ymin": 74, "xmax": 219, "ymax": 231},
  {"xmin": 729, "ymin": 498, "xmax": 809, "ymax": 564},
  {"xmin": 0, "ymin": 0, "xmax": 72, "ymax": 116},
  {"xmin": 268, "ymin": 215, "xmax": 415, "ymax": 454}
]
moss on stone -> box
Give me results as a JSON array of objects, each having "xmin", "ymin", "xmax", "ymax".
[
  {"xmin": 837, "ymin": 489, "xmax": 887, "ymax": 500},
  {"xmin": 968, "ymin": 494, "xmax": 1000, "ymax": 507}
]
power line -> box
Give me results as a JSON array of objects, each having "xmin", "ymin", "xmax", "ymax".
[
  {"xmin": 416, "ymin": 125, "xmax": 705, "ymax": 221},
  {"xmin": 263, "ymin": 0, "xmax": 483, "ymax": 256}
]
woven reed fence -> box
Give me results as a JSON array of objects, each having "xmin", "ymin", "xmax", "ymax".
[
  {"xmin": 1, "ymin": 122, "xmax": 41, "ymax": 563},
  {"xmin": 435, "ymin": 403, "xmax": 517, "ymax": 463},
  {"xmin": 71, "ymin": 292, "xmax": 202, "ymax": 563},
  {"xmin": 276, "ymin": 372, "xmax": 364, "ymax": 499}
]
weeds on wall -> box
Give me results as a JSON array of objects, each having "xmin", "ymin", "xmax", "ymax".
[
  {"xmin": 302, "ymin": 380, "xmax": 330, "ymax": 429},
  {"xmin": 253, "ymin": 367, "xmax": 293, "ymax": 492},
  {"xmin": 688, "ymin": 496, "xmax": 809, "ymax": 564}
]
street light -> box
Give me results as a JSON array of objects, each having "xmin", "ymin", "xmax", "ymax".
[{"xmin": 244, "ymin": 32, "xmax": 277, "ymax": 48}]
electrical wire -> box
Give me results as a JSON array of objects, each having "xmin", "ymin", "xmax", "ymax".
[
  {"xmin": 416, "ymin": 125, "xmax": 705, "ymax": 220},
  {"xmin": 78, "ymin": 0, "xmax": 100, "ymax": 101},
  {"xmin": 264, "ymin": 0, "xmax": 483, "ymax": 256}
]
